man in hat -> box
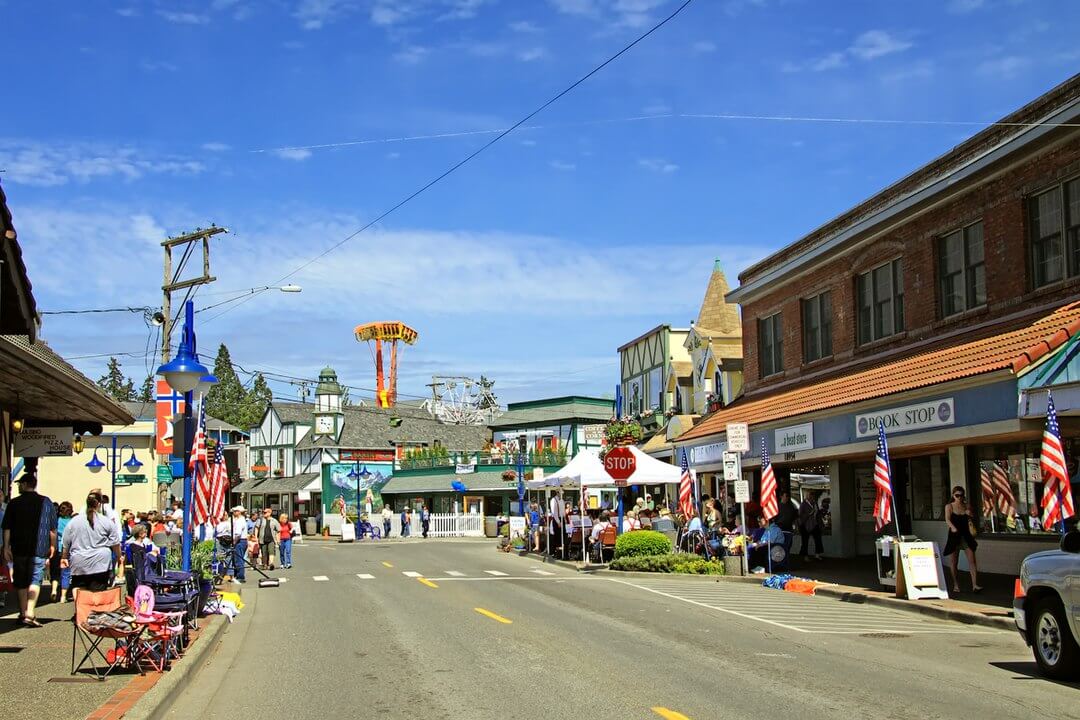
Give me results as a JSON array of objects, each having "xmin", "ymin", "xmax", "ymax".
[
  {"xmin": 1, "ymin": 473, "xmax": 57, "ymax": 627},
  {"xmin": 227, "ymin": 506, "xmax": 249, "ymax": 583}
]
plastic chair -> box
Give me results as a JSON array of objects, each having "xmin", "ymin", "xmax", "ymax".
[
  {"xmin": 130, "ymin": 585, "xmax": 186, "ymax": 672},
  {"xmin": 71, "ymin": 587, "xmax": 144, "ymax": 680}
]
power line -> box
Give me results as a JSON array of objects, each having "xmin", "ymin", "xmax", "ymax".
[
  {"xmin": 679, "ymin": 112, "xmax": 1080, "ymax": 128},
  {"xmin": 201, "ymin": 0, "xmax": 697, "ymax": 326},
  {"xmin": 41, "ymin": 307, "xmax": 155, "ymax": 316}
]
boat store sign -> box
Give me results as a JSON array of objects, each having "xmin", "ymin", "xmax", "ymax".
[{"xmin": 855, "ymin": 398, "xmax": 955, "ymax": 439}]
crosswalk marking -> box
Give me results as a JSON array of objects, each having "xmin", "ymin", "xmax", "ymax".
[
  {"xmin": 484, "ymin": 570, "xmax": 508, "ymax": 576},
  {"xmin": 356, "ymin": 573, "xmax": 375, "ymax": 579},
  {"xmin": 313, "ymin": 575, "xmax": 329, "ymax": 582},
  {"xmin": 446, "ymin": 571, "xmax": 466, "ymax": 576},
  {"xmin": 529, "ymin": 569, "xmax": 554, "ymax": 576},
  {"xmin": 403, "ymin": 571, "xmax": 423, "ymax": 578}
]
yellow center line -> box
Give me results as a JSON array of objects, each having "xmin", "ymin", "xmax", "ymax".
[
  {"xmin": 381, "ymin": 561, "xmax": 393, "ymax": 568},
  {"xmin": 651, "ymin": 708, "xmax": 691, "ymax": 720},
  {"xmin": 473, "ymin": 607, "xmax": 513, "ymax": 624},
  {"xmin": 418, "ymin": 578, "xmax": 439, "ymax": 588}
]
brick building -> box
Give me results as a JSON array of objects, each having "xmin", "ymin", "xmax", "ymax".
[{"xmin": 677, "ymin": 73, "xmax": 1080, "ymax": 574}]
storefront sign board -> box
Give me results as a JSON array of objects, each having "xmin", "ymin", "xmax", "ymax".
[
  {"xmin": 509, "ymin": 516, "xmax": 527, "ymax": 541},
  {"xmin": 774, "ymin": 422, "xmax": 814, "ymax": 453},
  {"xmin": 580, "ymin": 424, "xmax": 605, "ymax": 444},
  {"xmin": 340, "ymin": 522, "xmax": 356, "ymax": 542},
  {"xmin": 14, "ymin": 426, "xmax": 73, "ymax": 457},
  {"xmin": 726, "ymin": 423, "xmax": 749, "ymax": 453},
  {"xmin": 895, "ymin": 541, "xmax": 948, "ymax": 600},
  {"xmin": 855, "ymin": 398, "xmax": 955, "ymax": 438},
  {"xmin": 455, "ymin": 463, "xmax": 476, "ymax": 474},
  {"xmin": 691, "ymin": 442, "xmax": 727, "ymax": 466}
]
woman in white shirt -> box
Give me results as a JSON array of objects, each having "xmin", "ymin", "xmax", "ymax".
[{"xmin": 623, "ymin": 509, "xmax": 641, "ymax": 532}]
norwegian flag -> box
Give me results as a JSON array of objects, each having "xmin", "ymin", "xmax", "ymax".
[
  {"xmin": 1041, "ymin": 392, "xmax": 1075, "ymax": 529},
  {"xmin": 190, "ymin": 399, "xmax": 210, "ymax": 526},
  {"xmin": 209, "ymin": 440, "xmax": 228, "ymax": 523},
  {"xmin": 760, "ymin": 439, "xmax": 778, "ymax": 521},
  {"xmin": 678, "ymin": 448, "xmax": 695, "ymax": 519},
  {"xmin": 873, "ymin": 425, "xmax": 894, "ymax": 533}
]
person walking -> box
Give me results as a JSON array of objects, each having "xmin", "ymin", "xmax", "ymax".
[
  {"xmin": 228, "ymin": 506, "xmax": 248, "ymax": 583},
  {"xmin": 798, "ymin": 491, "xmax": 824, "ymax": 561},
  {"xmin": 254, "ymin": 508, "xmax": 280, "ymax": 571},
  {"xmin": 61, "ymin": 495, "xmax": 122, "ymax": 599},
  {"xmin": 944, "ymin": 486, "xmax": 983, "ymax": 594},
  {"xmin": 400, "ymin": 506, "xmax": 412, "ymax": 538},
  {"xmin": 382, "ymin": 504, "xmax": 393, "ymax": 538},
  {"xmin": 49, "ymin": 501, "xmax": 74, "ymax": 602},
  {"xmin": 420, "ymin": 505, "xmax": 431, "ymax": 538},
  {"xmin": 775, "ymin": 490, "xmax": 798, "ymax": 533},
  {"xmin": 1, "ymin": 474, "xmax": 57, "ymax": 628},
  {"xmin": 548, "ymin": 490, "xmax": 565, "ymax": 557},
  {"xmin": 278, "ymin": 513, "xmax": 293, "ymax": 569},
  {"xmin": 528, "ymin": 502, "xmax": 542, "ymax": 552}
]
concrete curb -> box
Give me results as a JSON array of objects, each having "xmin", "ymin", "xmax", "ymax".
[
  {"xmin": 593, "ymin": 569, "xmax": 764, "ymax": 584},
  {"xmin": 123, "ymin": 612, "xmax": 231, "ymax": 720},
  {"xmin": 814, "ymin": 586, "xmax": 1016, "ymax": 631}
]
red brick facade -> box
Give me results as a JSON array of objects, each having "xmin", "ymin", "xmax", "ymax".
[{"xmin": 739, "ymin": 133, "xmax": 1080, "ymax": 396}]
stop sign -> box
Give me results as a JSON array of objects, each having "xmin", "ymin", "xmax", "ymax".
[{"xmin": 604, "ymin": 446, "xmax": 636, "ymax": 484}]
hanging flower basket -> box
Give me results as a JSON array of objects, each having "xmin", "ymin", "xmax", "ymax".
[{"xmin": 501, "ymin": 469, "xmax": 518, "ymax": 483}]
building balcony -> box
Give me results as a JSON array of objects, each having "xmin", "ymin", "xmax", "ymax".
[{"xmin": 395, "ymin": 449, "xmax": 567, "ymax": 476}]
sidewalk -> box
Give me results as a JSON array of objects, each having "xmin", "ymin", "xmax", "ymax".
[{"xmin": 0, "ymin": 589, "xmax": 229, "ymax": 720}]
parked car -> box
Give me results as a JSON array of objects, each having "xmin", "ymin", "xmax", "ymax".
[{"xmin": 1014, "ymin": 530, "xmax": 1080, "ymax": 679}]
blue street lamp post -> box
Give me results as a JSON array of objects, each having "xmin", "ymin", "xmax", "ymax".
[
  {"xmin": 85, "ymin": 436, "xmax": 144, "ymax": 512},
  {"xmin": 156, "ymin": 300, "xmax": 214, "ymax": 572},
  {"xmin": 516, "ymin": 452, "xmax": 526, "ymax": 516},
  {"xmin": 347, "ymin": 463, "xmax": 372, "ymax": 537}
]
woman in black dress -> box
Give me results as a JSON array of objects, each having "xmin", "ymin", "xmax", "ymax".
[{"xmin": 944, "ymin": 486, "xmax": 983, "ymax": 594}]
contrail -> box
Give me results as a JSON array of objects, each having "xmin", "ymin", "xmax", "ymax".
[{"xmin": 248, "ymin": 114, "xmax": 675, "ymax": 154}]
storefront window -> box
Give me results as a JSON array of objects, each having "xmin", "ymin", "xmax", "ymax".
[
  {"xmin": 971, "ymin": 441, "xmax": 1080, "ymax": 534},
  {"xmin": 907, "ymin": 455, "xmax": 947, "ymax": 521}
]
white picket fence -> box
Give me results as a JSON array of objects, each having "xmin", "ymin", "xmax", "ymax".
[{"xmin": 379, "ymin": 512, "xmax": 484, "ymax": 538}]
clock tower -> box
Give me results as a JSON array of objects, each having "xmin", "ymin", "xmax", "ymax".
[{"xmin": 313, "ymin": 366, "xmax": 344, "ymax": 439}]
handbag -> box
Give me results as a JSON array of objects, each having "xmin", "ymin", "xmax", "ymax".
[{"xmin": 968, "ymin": 519, "xmax": 978, "ymax": 537}]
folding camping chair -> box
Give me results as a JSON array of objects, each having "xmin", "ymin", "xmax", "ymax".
[
  {"xmin": 71, "ymin": 587, "xmax": 144, "ymax": 680},
  {"xmin": 130, "ymin": 585, "xmax": 186, "ymax": 672},
  {"xmin": 132, "ymin": 545, "xmax": 199, "ymax": 643}
]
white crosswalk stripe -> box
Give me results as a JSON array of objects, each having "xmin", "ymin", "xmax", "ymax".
[
  {"xmin": 529, "ymin": 569, "xmax": 555, "ymax": 576},
  {"xmin": 446, "ymin": 571, "xmax": 466, "ymax": 577},
  {"xmin": 356, "ymin": 573, "xmax": 375, "ymax": 579},
  {"xmin": 313, "ymin": 575, "xmax": 329, "ymax": 582},
  {"xmin": 484, "ymin": 570, "xmax": 508, "ymax": 576},
  {"xmin": 613, "ymin": 579, "xmax": 1001, "ymax": 635},
  {"xmin": 402, "ymin": 571, "xmax": 423, "ymax": 578}
]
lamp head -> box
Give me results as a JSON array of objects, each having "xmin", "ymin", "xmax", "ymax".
[
  {"xmin": 85, "ymin": 451, "xmax": 106, "ymax": 473},
  {"xmin": 72, "ymin": 434, "xmax": 85, "ymax": 454},
  {"xmin": 124, "ymin": 453, "xmax": 143, "ymax": 472},
  {"xmin": 157, "ymin": 343, "xmax": 208, "ymax": 394},
  {"xmin": 279, "ymin": 284, "xmax": 303, "ymax": 293},
  {"xmin": 197, "ymin": 373, "xmax": 219, "ymax": 397},
  {"xmin": 11, "ymin": 418, "xmax": 24, "ymax": 433}
]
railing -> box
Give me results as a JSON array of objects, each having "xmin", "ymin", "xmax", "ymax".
[
  {"xmin": 399, "ymin": 450, "xmax": 568, "ymax": 471},
  {"xmin": 380, "ymin": 513, "xmax": 484, "ymax": 538}
]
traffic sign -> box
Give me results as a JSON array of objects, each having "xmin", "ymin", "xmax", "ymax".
[
  {"xmin": 726, "ymin": 423, "xmax": 749, "ymax": 453},
  {"xmin": 117, "ymin": 474, "xmax": 147, "ymax": 485},
  {"xmin": 604, "ymin": 446, "xmax": 636, "ymax": 484},
  {"xmin": 722, "ymin": 451, "xmax": 741, "ymax": 482},
  {"xmin": 734, "ymin": 480, "xmax": 750, "ymax": 503},
  {"xmin": 156, "ymin": 465, "xmax": 173, "ymax": 483}
]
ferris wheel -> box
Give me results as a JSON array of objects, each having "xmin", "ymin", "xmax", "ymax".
[{"xmin": 424, "ymin": 375, "xmax": 502, "ymax": 425}]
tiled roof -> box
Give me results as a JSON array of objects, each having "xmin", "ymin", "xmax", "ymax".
[
  {"xmin": 695, "ymin": 260, "xmax": 740, "ymax": 337},
  {"xmin": 488, "ymin": 398, "xmax": 613, "ymax": 429},
  {"xmin": 677, "ymin": 302, "xmax": 1080, "ymax": 443},
  {"xmin": 381, "ymin": 470, "xmax": 513, "ymax": 495}
]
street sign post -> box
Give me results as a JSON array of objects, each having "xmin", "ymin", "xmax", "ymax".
[
  {"xmin": 726, "ymin": 425, "xmax": 750, "ymax": 575},
  {"xmin": 604, "ymin": 446, "xmax": 636, "ymax": 486},
  {"xmin": 726, "ymin": 423, "xmax": 749, "ymax": 453},
  {"xmin": 722, "ymin": 451, "xmax": 740, "ymax": 482},
  {"xmin": 156, "ymin": 464, "xmax": 173, "ymax": 484}
]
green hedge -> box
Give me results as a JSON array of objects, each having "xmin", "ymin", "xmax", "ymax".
[
  {"xmin": 613, "ymin": 530, "xmax": 673, "ymax": 559},
  {"xmin": 609, "ymin": 553, "xmax": 726, "ymax": 575}
]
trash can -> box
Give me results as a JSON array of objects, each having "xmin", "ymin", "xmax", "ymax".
[{"xmin": 305, "ymin": 518, "xmax": 317, "ymax": 536}]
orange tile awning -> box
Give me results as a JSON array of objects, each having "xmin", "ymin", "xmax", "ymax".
[{"xmin": 676, "ymin": 302, "xmax": 1080, "ymax": 443}]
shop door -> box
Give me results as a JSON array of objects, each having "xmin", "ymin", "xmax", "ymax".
[
  {"xmin": 892, "ymin": 460, "xmax": 913, "ymax": 536},
  {"xmin": 464, "ymin": 495, "xmax": 483, "ymax": 515}
]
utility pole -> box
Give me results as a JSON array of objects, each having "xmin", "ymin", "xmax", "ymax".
[{"xmin": 161, "ymin": 226, "xmax": 227, "ymax": 361}]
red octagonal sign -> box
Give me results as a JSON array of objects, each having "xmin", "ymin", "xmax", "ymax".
[{"xmin": 604, "ymin": 446, "xmax": 637, "ymax": 485}]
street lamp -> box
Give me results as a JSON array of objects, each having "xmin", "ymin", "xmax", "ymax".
[{"xmin": 85, "ymin": 439, "xmax": 144, "ymax": 510}]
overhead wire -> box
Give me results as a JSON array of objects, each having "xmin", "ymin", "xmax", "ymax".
[{"xmin": 200, "ymin": 0, "xmax": 698, "ymax": 327}]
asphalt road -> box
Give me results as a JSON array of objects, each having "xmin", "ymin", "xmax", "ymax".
[{"xmin": 165, "ymin": 539, "xmax": 1079, "ymax": 720}]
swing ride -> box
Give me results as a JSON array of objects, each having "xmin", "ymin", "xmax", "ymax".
[{"xmin": 353, "ymin": 321, "xmax": 419, "ymax": 408}]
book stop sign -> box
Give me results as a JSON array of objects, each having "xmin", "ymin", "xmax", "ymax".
[{"xmin": 604, "ymin": 446, "xmax": 636, "ymax": 486}]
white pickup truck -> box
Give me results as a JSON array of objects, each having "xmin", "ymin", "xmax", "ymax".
[{"xmin": 1014, "ymin": 530, "xmax": 1080, "ymax": 679}]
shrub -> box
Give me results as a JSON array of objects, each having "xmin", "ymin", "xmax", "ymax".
[
  {"xmin": 609, "ymin": 552, "xmax": 725, "ymax": 575},
  {"xmin": 613, "ymin": 530, "xmax": 672, "ymax": 559}
]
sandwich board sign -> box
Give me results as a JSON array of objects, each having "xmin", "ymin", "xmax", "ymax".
[{"xmin": 895, "ymin": 541, "xmax": 948, "ymax": 600}]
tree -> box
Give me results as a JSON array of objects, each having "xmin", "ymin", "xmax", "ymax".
[
  {"xmin": 205, "ymin": 343, "xmax": 248, "ymax": 427},
  {"xmin": 243, "ymin": 373, "xmax": 273, "ymax": 429},
  {"xmin": 96, "ymin": 357, "xmax": 136, "ymax": 402},
  {"xmin": 137, "ymin": 376, "xmax": 154, "ymax": 403}
]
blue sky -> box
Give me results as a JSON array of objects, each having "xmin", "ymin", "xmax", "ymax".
[{"xmin": 1, "ymin": 0, "xmax": 1077, "ymax": 406}]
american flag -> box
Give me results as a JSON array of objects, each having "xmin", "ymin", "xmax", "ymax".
[
  {"xmin": 873, "ymin": 425, "xmax": 894, "ymax": 533},
  {"xmin": 990, "ymin": 460, "xmax": 1015, "ymax": 516},
  {"xmin": 209, "ymin": 440, "xmax": 228, "ymax": 523},
  {"xmin": 760, "ymin": 438, "xmax": 778, "ymax": 521},
  {"xmin": 1040, "ymin": 392, "xmax": 1075, "ymax": 529},
  {"xmin": 979, "ymin": 464, "xmax": 995, "ymax": 517},
  {"xmin": 190, "ymin": 398, "xmax": 210, "ymax": 525},
  {"xmin": 678, "ymin": 448, "xmax": 694, "ymax": 519}
]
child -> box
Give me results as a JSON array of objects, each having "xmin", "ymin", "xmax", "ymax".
[{"xmin": 278, "ymin": 513, "xmax": 293, "ymax": 569}]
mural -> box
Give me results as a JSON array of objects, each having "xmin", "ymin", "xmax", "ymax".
[{"xmin": 323, "ymin": 462, "xmax": 393, "ymax": 516}]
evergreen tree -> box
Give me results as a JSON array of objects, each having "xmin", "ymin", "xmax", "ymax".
[
  {"xmin": 243, "ymin": 373, "xmax": 273, "ymax": 429},
  {"xmin": 205, "ymin": 343, "xmax": 248, "ymax": 427},
  {"xmin": 96, "ymin": 357, "xmax": 136, "ymax": 401},
  {"xmin": 137, "ymin": 376, "xmax": 154, "ymax": 403}
]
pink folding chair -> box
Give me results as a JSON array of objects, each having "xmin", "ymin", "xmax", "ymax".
[{"xmin": 130, "ymin": 585, "xmax": 185, "ymax": 672}]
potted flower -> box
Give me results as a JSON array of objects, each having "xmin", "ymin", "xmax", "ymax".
[{"xmin": 501, "ymin": 469, "xmax": 518, "ymax": 482}]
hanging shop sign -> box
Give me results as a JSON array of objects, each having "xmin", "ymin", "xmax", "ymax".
[
  {"xmin": 14, "ymin": 426, "xmax": 73, "ymax": 457},
  {"xmin": 855, "ymin": 398, "xmax": 955, "ymax": 439},
  {"xmin": 774, "ymin": 422, "xmax": 814, "ymax": 453},
  {"xmin": 726, "ymin": 423, "xmax": 749, "ymax": 453},
  {"xmin": 690, "ymin": 441, "xmax": 727, "ymax": 466},
  {"xmin": 455, "ymin": 463, "xmax": 476, "ymax": 474},
  {"xmin": 580, "ymin": 424, "xmax": 606, "ymax": 444},
  {"xmin": 341, "ymin": 449, "xmax": 396, "ymax": 463}
]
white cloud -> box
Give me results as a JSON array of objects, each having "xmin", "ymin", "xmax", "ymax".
[
  {"xmin": 440, "ymin": 0, "xmax": 489, "ymax": 20},
  {"xmin": 116, "ymin": 7, "xmax": 138, "ymax": 17},
  {"xmin": 386, "ymin": 151, "xmax": 400, "ymax": 159},
  {"xmin": 849, "ymin": 30, "xmax": 912, "ymax": 60},
  {"xmin": 947, "ymin": 0, "xmax": 985, "ymax": 13},
  {"xmin": 549, "ymin": 0, "xmax": 597, "ymax": 15},
  {"xmin": 509, "ymin": 20, "xmax": 541, "ymax": 33},
  {"xmin": 295, "ymin": 0, "xmax": 352, "ymax": 29},
  {"xmin": 549, "ymin": 160, "xmax": 576, "ymax": 171},
  {"xmin": 271, "ymin": 147, "xmax": 313, "ymax": 161},
  {"xmin": 692, "ymin": 41, "xmax": 716, "ymax": 53},
  {"xmin": 977, "ymin": 55, "xmax": 1031, "ymax": 79},
  {"xmin": 547, "ymin": 0, "xmax": 664, "ymax": 26},
  {"xmin": 201, "ymin": 142, "xmax": 231, "ymax": 152},
  {"xmin": 517, "ymin": 47, "xmax": 547, "ymax": 62},
  {"xmin": 371, "ymin": 1, "xmax": 408, "ymax": 25},
  {"xmin": 881, "ymin": 60, "xmax": 935, "ymax": 84},
  {"xmin": 810, "ymin": 52, "xmax": 846, "ymax": 72},
  {"xmin": 642, "ymin": 102, "xmax": 672, "ymax": 115},
  {"xmin": 637, "ymin": 157, "xmax": 678, "ymax": 174},
  {"xmin": 520, "ymin": 139, "xmax": 537, "ymax": 146},
  {"xmin": 0, "ymin": 140, "xmax": 205, "ymax": 187},
  {"xmin": 157, "ymin": 10, "xmax": 210, "ymax": 24},
  {"xmin": 394, "ymin": 45, "xmax": 430, "ymax": 65}
]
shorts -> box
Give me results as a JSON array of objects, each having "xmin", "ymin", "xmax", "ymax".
[
  {"xmin": 70, "ymin": 571, "xmax": 113, "ymax": 592},
  {"xmin": 12, "ymin": 556, "xmax": 48, "ymax": 589}
]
